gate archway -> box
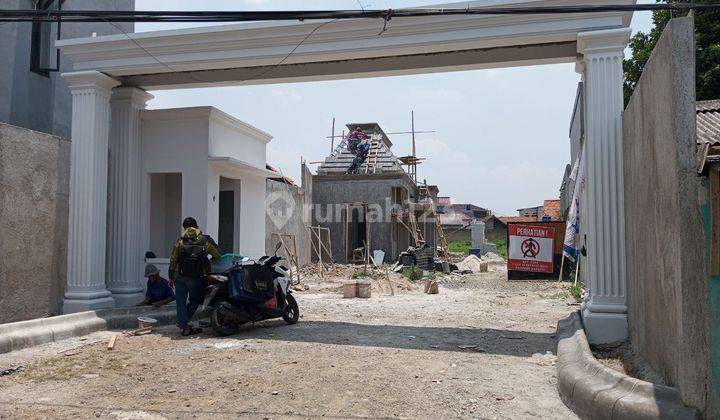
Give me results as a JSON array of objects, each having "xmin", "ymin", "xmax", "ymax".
[{"xmin": 56, "ymin": 0, "xmax": 635, "ymax": 343}]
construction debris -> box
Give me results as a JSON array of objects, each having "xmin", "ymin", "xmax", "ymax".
[
  {"xmin": 0, "ymin": 366, "xmax": 25, "ymax": 377},
  {"xmin": 456, "ymin": 255, "xmax": 489, "ymax": 273},
  {"xmin": 424, "ymin": 279, "xmax": 439, "ymax": 294},
  {"xmin": 398, "ymin": 245, "xmax": 435, "ymax": 271},
  {"xmin": 107, "ymin": 333, "xmax": 119, "ymax": 350}
]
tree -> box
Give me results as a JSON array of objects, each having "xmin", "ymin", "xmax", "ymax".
[{"xmin": 623, "ymin": 0, "xmax": 720, "ymax": 104}]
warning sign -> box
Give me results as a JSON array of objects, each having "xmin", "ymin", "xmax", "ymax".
[{"xmin": 508, "ymin": 224, "xmax": 555, "ymax": 273}]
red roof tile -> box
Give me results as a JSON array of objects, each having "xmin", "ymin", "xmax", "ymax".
[
  {"xmin": 541, "ymin": 199, "xmax": 561, "ymax": 221},
  {"xmin": 499, "ymin": 216, "xmax": 538, "ymax": 224}
]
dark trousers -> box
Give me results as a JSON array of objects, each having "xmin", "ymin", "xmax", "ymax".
[{"xmin": 175, "ymin": 274, "xmax": 205, "ymax": 329}]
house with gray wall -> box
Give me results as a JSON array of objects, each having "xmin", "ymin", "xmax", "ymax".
[
  {"xmin": 0, "ymin": 0, "xmax": 134, "ymax": 322},
  {"xmin": 311, "ymin": 123, "xmax": 437, "ymax": 264},
  {"xmin": 0, "ymin": 0, "xmax": 134, "ymax": 139}
]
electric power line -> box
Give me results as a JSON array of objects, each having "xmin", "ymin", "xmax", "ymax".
[{"xmin": 0, "ymin": 3, "xmax": 719, "ymax": 23}]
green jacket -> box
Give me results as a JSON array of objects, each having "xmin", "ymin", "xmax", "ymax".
[{"xmin": 168, "ymin": 227, "xmax": 221, "ymax": 279}]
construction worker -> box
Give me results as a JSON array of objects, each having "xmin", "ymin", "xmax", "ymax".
[
  {"xmin": 346, "ymin": 139, "xmax": 371, "ymax": 174},
  {"xmin": 136, "ymin": 264, "xmax": 175, "ymax": 308},
  {"xmin": 346, "ymin": 127, "xmax": 368, "ymax": 155},
  {"xmin": 169, "ymin": 217, "xmax": 221, "ymax": 336}
]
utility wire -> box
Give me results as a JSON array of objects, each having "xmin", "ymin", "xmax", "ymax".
[{"xmin": 1, "ymin": 3, "xmax": 719, "ymax": 22}]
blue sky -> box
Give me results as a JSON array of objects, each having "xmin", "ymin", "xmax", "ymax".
[{"xmin": 136, "ymin": 1, "xmax": 654, "ymax": 215}]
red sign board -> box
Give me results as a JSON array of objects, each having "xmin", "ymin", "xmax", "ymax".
[{"xmin": 508, "ymin": 224, "xmax": 555, "ymax": 273}]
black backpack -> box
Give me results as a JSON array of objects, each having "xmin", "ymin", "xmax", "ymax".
[{"xmin": 178, "ymin": 236, "xmax": 208, "ymax": 278}]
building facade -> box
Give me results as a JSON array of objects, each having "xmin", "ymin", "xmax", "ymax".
[
  {"xmin": 0, "ymin": 0, "xmax": 134, "ymax": 138},
  {"xmin": 311, "ymin": 123, "xmax": 437, "ymax": 263}
]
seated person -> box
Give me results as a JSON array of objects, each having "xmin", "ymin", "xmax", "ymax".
[{"xmin": 137, "ymin": 264, "xmax": 175, "ymax": 308}]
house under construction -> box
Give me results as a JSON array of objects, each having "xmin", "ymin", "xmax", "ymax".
[{"xmin": 311, "ymin": 122, "xmax": 441, "ymax": 264}]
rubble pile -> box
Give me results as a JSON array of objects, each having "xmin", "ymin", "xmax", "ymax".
[
  {"xmin": 455, "ymin": 255, "xmax": 489, "ymax": 274},
  {"xmin": 296, "ymin": 263, "xmax": 418, "ymax": 294}
]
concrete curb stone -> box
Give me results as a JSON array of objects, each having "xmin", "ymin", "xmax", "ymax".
[
  {"xmin": 0, "ymin": 304, "xmax": 211, "ymax": 354},
  {"xmin": 556, "ymin": 311, "xmax": 701, "ymax": 419}
]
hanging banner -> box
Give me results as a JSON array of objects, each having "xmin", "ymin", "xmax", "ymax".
[{"xmin": 508, "ymin": 224, "xmax": 556, "ymax": 273}]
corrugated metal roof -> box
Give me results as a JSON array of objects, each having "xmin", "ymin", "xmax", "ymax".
[{"xmin": 697, "ymin": 100, "xmax": 720, "ymax": 146}]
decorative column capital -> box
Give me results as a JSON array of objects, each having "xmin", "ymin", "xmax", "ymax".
[
  {"xmin": 111, "ymin": 87, "xmax": 154, "ymax": 107},
  {"xmin": 62, "ymin": 70, "xmax": 120, "ymax": 96},
  {"xmin": 577, "ymin": 28, "xmax": 631, "ymax": 57}
]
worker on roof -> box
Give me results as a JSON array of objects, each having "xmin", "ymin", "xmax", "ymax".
[
  {"xmin": 346, "ymin": 139, "xmax": 371, "ymax": 174},
  {"xmin": 347, "ymin": 126, "xmax": 368, "ymax": 155}
]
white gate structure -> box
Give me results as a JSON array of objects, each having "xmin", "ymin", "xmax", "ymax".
[{"xmin": 55, "ymin": 0, "xmax": 635, "ymax": 344}]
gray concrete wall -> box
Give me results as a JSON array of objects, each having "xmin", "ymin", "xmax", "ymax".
[
  {"xmin": 0, "ymin": 122, "xmax": 70, "ymax": 323},
  {"xmin": 265, "ymin": 163, "xmax": 315, "ymax": 266},
  {"xmin": 265, "ymin": 180, "xmax": 310, "ymax": 267},
  {"xmin": 0, "ymin": 0, "xmax": 134, "ymax": 139},
  {"xmin": 623, "ymin": 17, "xmax": 709, "ymax": 413},
  {"xmin": 312, "ymin": 174, "xmax": 417, "ymax": 263}
]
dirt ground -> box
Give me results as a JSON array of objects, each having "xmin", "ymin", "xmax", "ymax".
[{"xmin": 0, "ymin": 264, "xmax": 579, "ymax": 419}]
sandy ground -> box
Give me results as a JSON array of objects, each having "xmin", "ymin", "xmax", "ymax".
[{"xmin": 0, "ymin": 265, "xmax": 579, "ymax": 419}]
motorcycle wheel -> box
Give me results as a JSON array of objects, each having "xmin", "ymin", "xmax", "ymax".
[
  {"xmin": 282, "ymin": 294, "xmax": 300, "ymax": 325},
  {"xmin": 210, "ymin": 306, "xmax": 239, "ymax": 336}
]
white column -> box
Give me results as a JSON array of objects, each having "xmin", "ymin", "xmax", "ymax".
[
  {"xmin": 63, "ymin": 71, "xmax": 120, "ymax": 313},
  {"xmin": 106, "ymin": 87, "xmax": 154, "ymax": 307},
  {"xmin": 577, "ymin": 28, "xmax": 631, "ymax": 344}
]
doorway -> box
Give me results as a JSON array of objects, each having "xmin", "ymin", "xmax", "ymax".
[{"xmin": 218, "ymin": 190, "xmax": 235, "ymax": 255}]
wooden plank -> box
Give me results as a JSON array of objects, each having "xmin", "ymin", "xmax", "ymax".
[
  {"xmin": 107, "ymin": 333, "xmax": 119, "ymax": 350},
  {"xmin": 344, "ymin": 205, "xmax": 349, "ymax": 263}
]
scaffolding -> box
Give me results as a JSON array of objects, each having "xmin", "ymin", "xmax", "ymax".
[
  {"xmin": 270, "ymin": 232, "xmax": 301, "ymax": 283},
  {"xmin": 308, "ymin": 225, "xmax": 333, "ymax": 278}
]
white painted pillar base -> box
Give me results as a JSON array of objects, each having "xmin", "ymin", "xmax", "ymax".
[
  {"xmin": 577, "ymin": 28, "xmax": 631, "ymax": 344},
  {"xmin": 107, "ymin": 87, "xmax": 154, "ymax": 307},
  {"xmin": 63, "ymin": 71, "xmax": 120, "ymax": 313}
]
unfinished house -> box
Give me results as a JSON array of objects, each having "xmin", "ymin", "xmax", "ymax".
[{"xmin": 311, "ymin": 123, "xmax": 438, "ymax": 264}]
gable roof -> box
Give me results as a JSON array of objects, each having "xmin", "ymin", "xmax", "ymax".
[{"xmin": 317, "ymin": 123, "xmax": 404, "ymax": 175}]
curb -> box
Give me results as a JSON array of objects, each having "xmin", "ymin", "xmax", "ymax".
[
  {"xmin": 0, "ymin": 304, "xmax": 210, "ymax": 354},
  {"xmin": 556, "ymin": 312, "xmax": 700, "ymax": 419}
]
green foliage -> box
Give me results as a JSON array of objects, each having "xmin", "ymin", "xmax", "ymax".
[
  {"xmin": 351, "ymin": 268, "xmax": 369, "ymax": 279},
  {"xmin": 491, "ymin": 239, "xmax": 508, "ymax": 259},
  {"xmin": 569, "ymin": 283, "xmax": 583, "ymax": 303},
  {"xmin": 624, "ymin": 1, "xmax": 720, "ymax": 104},
  {"xmin": 448, "ymin": 241, "xmax": 472, "ymax": 254},
  {"xmin": 403, "ymin": 265, "xmax": 423, "ymax": 281}
]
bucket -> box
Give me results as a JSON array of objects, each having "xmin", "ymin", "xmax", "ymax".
[
  {"xmin": 372, "ymin": 250, "xmax": 385, "ymax": 266},
  {"xmin": 343, "ymin": 281, "xmax": 358, "ymax": 298},
  {"xmin": 137, "ymin": 317, "xmax": 158, "ymax": 330},
  {"xmin": 357, "ymin": 280, "xmax": 372, "ymax": 298}
]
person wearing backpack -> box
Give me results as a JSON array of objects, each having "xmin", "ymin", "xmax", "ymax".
[{"xmin": 168, "ymin": 217, "xmax": 221, "ymax": 336}]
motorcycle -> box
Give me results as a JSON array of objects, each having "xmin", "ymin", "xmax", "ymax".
[{"xmin": 203, "ymin": 242, "xmax": 299, "ymax": 336}]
